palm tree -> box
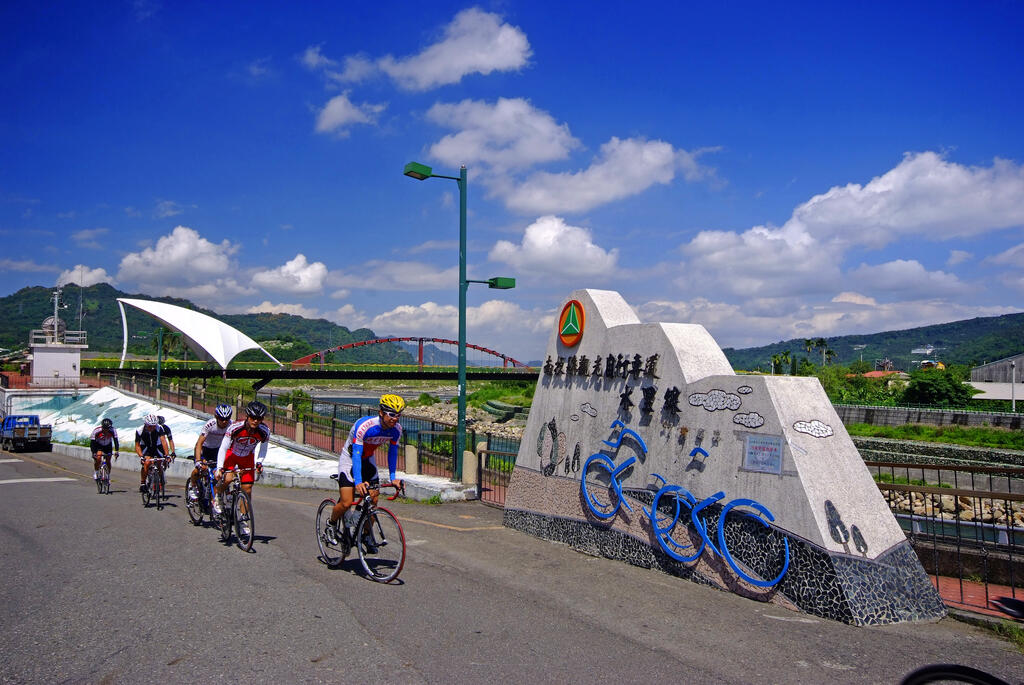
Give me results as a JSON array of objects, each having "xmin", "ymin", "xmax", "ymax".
[
  {"xmin": 803, "ymin": 338, "xmax": 814, "ymax": 357},
  {"xmin": 770, "ymin": 353, "xmax": 782, "ymax": 375},
  {"xmin": 814, "ymin": 338, "xmax": 828, "ymax": 366},
  {"xmin": 781, "ymin": 350, "xmax": 791, "ymax": 375},
  {"xmin": 825, "ymin": 348, "xmax": 837, "ymax": 365}
]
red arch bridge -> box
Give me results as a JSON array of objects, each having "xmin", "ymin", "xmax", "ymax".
[{"xmin": 290, "ymin": 336, "xmax": 529, "ymax": 370}]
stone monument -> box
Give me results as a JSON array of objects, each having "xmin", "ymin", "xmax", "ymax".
[{"xmin": 503, "ymin": 289, "xmax": 945, "ymax": 625}]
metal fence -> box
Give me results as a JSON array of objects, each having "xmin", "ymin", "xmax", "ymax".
[
  {"xmin": 867, "ymin": 460, "xmax": 1024, "ymax": 614},
  {"xmin": 84, "ymin": 371, "xmax": 522, "ymax": 485}
]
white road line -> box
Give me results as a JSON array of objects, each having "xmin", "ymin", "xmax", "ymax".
[
  {"xmin": 0, "ymin": 458, "xmax": 23, "ymax": 464},
  {"xmin": 0, "ymin": 477, "xmax": 76, "ymax": 485}
]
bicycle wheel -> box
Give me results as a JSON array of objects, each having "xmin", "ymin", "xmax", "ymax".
[
  {"xmin": 101, "ymin": 465, "xmax": 110, "ymax": 494},
  {"xmin": 233, "ymin": 491, "xmax": 254, "ymax": 552},
  {"xmin": 315, "ymin": 499, "xmax": 347, "ymax": 567},
  {"xmin": 185, "ymin": 478, "xmax": 203, "ymax": 525},
  {"xmin": 95, "ymin": 469, "xmax": 104, "ymax": 494},
  {"xmin": 357, "ymin": 506, "xmax": 405, "ymax": 583},
  {"xmin": 580, "ymin": 453, "xmax": 620, "ymax": 519},
  {"xmin": 219, "ymin": 495, "xmax": 232, "ymax": 542},
  {"xmin": 141, "ymin": 472, "xmax": 153, "ymax": 507}
]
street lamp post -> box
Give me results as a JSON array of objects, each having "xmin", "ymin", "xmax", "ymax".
[{"xmin": 403, "ymin": 161, "xmax": 515, "ymax": 479}]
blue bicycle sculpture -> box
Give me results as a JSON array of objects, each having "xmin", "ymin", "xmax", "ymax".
[{"xmin": 580, "ymin": 421, "xmax": 790, "ymax": 588}]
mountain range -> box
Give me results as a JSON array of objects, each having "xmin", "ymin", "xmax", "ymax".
[{"xmin": 2, "ymin": 283, "xmax": 1022, "ymax": 371}]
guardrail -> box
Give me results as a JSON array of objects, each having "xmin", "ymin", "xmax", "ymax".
[{"xmin": 477, "ymin": 449, "xmax": 517, "ymax": 507}]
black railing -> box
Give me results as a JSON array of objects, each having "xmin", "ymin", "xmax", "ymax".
[{"xmin": 867, "ymin": 460, "xmax": 1024, "ymax": 614}]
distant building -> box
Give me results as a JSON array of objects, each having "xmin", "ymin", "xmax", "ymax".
[{"xmin": 971, "ymin": 353, "xmax": 1024, "ymax": 383}]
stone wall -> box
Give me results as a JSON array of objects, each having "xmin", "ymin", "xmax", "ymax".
[{"xmin": 836, "ymin": 404, "xmax": 1023, "ymax": 429}]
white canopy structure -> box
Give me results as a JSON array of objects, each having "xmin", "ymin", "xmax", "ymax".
[{"xmin": 117, "ymin": 298, "xmax": 282, "ymax": 369}]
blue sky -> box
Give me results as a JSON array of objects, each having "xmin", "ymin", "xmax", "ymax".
[{"xmin": 3, "ymin": 2, "xmax": 1024, "ymax": 363}]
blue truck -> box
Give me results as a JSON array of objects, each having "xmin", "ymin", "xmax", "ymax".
[{"xmin": 1, "ymin": 415, "xmax": 52, "ymax": 452}]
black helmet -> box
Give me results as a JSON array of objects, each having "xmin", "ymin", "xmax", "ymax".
[
  {"xmin": 157, "ymin": 415, "xmax": 166, "ymax": 425},
  {"xmin": 101, "ymin": 418, "xmax": 113, "ymax": 429},
  {"xmin": 245, "ymin": 400, "xmax": 268, "ymax": 420}
]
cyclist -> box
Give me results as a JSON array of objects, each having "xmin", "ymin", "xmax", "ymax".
[
  {"xmin": 156, "ymin": 415, "xmax": 176, "ymax": 458},
  {"xmin": 136, "ymin": 414, "xmax": 171, "ymax": 492},
  {"xmin": 213, "ymin": 400, "xmax": 270, "ymax": 515},
  {"xmin": 326, "ymin": 394, "xmax": 405, "ymax": 550},
  {"xmin": 188, "ymin": 403, "xmax": 232, "ymax": 504},
  {"xmin": 90, "ymin": 418, "xmax": 119, "ymax": 483}
]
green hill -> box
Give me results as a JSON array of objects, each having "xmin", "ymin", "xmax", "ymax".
[
  {"xmin": 0, "ymin": 283, "xmax": 414, "ymax": 365},
  {"xmin": 722, "ymin": 312, "xmax": 1024, "ymax": 372}
]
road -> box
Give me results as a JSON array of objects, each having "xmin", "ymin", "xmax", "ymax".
[{"xmin": 0, "ymin": 450, "xmax": 1021, "ymax": 684}]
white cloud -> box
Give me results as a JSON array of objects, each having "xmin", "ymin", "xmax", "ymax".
[
  {"xmin": 71, "ymin": 227, "xmax": 109, "ymax": 249},
  {"xmin": 498, "ymin": 137, "xmax": 712, "ymax": 214},
  {"xmin": 831, "ymin": 292, "xmax": 877, "ymax": 306},
  {"xmin": 406, "ymin": 239, "xmax": 458, "ymax": 255},
  {"xmin": 635, "ymin": 296, "xmax": 1017, "ymax": 352},
  {"xmin": 301, "ymin": 45, "xmax": 335, "ymax": 71},
  {"xmin": 947, "ymin": 249, "xmax": 973, "ymax": 266},
  {"xmin": 246, "ymin": 301, "xmax": 323, "ymax": 318},
  {"xmin": 329, "ymin": 261, "xmax": 457, "ymax": 291},
  {"xmin": 366, "ymin": 299, "xmax": 550, "ymax": 362},
  {"xmin": 250, "ymin": 254, "xmax": 328, "ymax": 294},
  {"xmin": 426, "ymin": 98, "xmax": 579, "ymax": 170},
  {"xmin": 847, "ymin": 260, "xmax": 970, "ymax": 299},
  {"xmin": 154, "ymin": 199, "xmax": 184, "ymax": 218},
  {"xmin": 989, "ymin": 242, "xmax": 1024, "ymax": 268},
  {"xmin": 489, "ymin": 215, "xmax": 618, "ymax": 278},
  {"xmin": 315, "ymin": 93, "xmax": 386, "ymax": 136},
  {"xmin": 378, "ymin": 8, "xmax": 531, "ymax": 91},
  {"xmin": 117, "ymin": 225, "xmax": 241, "ymax": 286},
  {"xmin": 787, "ymin": 152, "xmax": 1024, "ymax": 249},
  {"xmin": 329, "ymin": 288, "xmax": 350, "ymax": 300},
  {"xmin": 1, "ymin": 258, "xmax": 57, "ymax": 273},
  {"xmin": 56, "ymin": 265, "xmax": 114, "ymax": 287}
]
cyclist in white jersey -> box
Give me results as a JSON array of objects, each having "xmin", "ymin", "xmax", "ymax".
[{"xmin": 188, "ymin": 403, "xmax": 232, "ymax": 498}]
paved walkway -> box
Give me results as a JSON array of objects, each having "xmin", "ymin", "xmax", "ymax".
[{"xmin": 934, "ymin": 574, "xmax": 1021, "ymax": 619}]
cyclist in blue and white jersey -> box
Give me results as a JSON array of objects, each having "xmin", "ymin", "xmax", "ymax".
[
  {"xmin": 135, "ymin": 414, "xmax": 171, "ymax": 492},
  {"xmin": 325, "ymin": 394, "xmax": 405, "ymax": 546},
  {"xmin": 188, "ymin": 403, "xmax": 232, "ymax": 501}
]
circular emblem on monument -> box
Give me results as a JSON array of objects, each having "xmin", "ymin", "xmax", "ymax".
[{"xmin": 558, "ymin": 300, "xmax": 585, "ymax": 347}]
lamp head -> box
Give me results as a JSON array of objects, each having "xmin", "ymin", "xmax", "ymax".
[{"xmin": 403, "ymin": 161, "xmax": 433, "ymax": 180}]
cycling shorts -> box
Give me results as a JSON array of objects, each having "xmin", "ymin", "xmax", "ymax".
[
  {"xmin": 337, "ymin": 459, "xmax": 379, "ymax": 489},
  {"xmin": 198, "ymin": 445, "xmax": 219, "ymax": 465},
  {"xmin": 222, "ymin": 450, "xmax": 256, "ymax": 484}
]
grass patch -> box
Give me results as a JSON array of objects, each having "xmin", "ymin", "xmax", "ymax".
[
  {"xmin": 872, "ymin": 472, "xmax": 952, "ymax": 488},
  {"xmin": 847, "ymin": 423, "xmax": 1024, "ymax": 451},
  {"xmin": 991, "ymin": 620, "xmax": 1024, "ymax": 653},
  {"xmin": 420, "ymin": 494, "xmax": 443, "ymax": 505}
]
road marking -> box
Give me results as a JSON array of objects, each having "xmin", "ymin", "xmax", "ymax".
[
  {"xmin": 0, "ymin": 477, "xmax": 76, "ymax": 485},
  {"xmin": 0, "ymin": 458, "xmax": 23, "ymax": 464}
]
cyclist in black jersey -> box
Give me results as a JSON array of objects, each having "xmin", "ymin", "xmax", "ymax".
[
  {"xmin": 90, "ymin": 418, "xmax": 120, "ymax": 481},
  {"xmin": 136, "ymin": 414, "xmax": 171, "ymax": 492},
  {"xmin": 157, "ymin": 415, "xmax": 176, "ymax": 457}
]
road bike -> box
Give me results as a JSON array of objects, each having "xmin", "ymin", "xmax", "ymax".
[
  {"xmin": 185, "ymin": 461, "xmax": 217, "ymax": 526},
  {"xmin": 141, "ymin": 455, "xmax": 172, "ymax": 509},
  {"xmin": 95, "ymin": 453, "xmax": 113, "ymax": 495},
  {"xmin": 216, "ymin": 466, "xmax": 258, "ymax": 552},
  {"xmin": 315, "ymin": 479, "xmax": 406, "ymax": 583}
]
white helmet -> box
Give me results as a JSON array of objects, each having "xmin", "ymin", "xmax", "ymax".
[{"xmin": 143, "ymin": 414, "xmax": 159, "ymax": 426}]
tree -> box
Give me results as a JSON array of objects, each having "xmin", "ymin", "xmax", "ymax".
[
  {"xmin": 814, "ymin": 338, "xmax": 828, "ymax": 366},
  {"xmin": 770, "ymin": 353, "xmax": 782, "ymax": 375},
  {"xmin": 901, "ymin": 369, "xmax": 979, "ymax": 408},
  {"xmin": 824, "ymin": 348, "xmax": 837, "ymax": 365}
]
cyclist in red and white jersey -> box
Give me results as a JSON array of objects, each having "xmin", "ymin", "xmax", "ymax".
[
  {"xmin": 90, "ymin": 418, "xmax": 119, "ymax": 481},
  {"xmin": 213, "ymin": 400, "xmax": 270, "ymax": 514}
]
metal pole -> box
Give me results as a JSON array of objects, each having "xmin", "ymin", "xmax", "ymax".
[
  {"xmin": 456, "ymin": 165, "xmax": 467, "ymax": 480},
  {"xmin": 156, "ymin": 327, "xmax": 163, "ymax": 397},
  {"xmin": 1012, "ymin": 361, "xmax": 1016, "ymax": 412}
]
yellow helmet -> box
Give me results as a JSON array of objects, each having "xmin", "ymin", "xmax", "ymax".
[{"xmin": 379, "ymin": 394, "xmax": 406, "ymax": 414}]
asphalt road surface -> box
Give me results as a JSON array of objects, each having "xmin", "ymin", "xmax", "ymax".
[{"xmin": 1, "ymin": 450, "xmax": 1021, "ymax": 684}]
